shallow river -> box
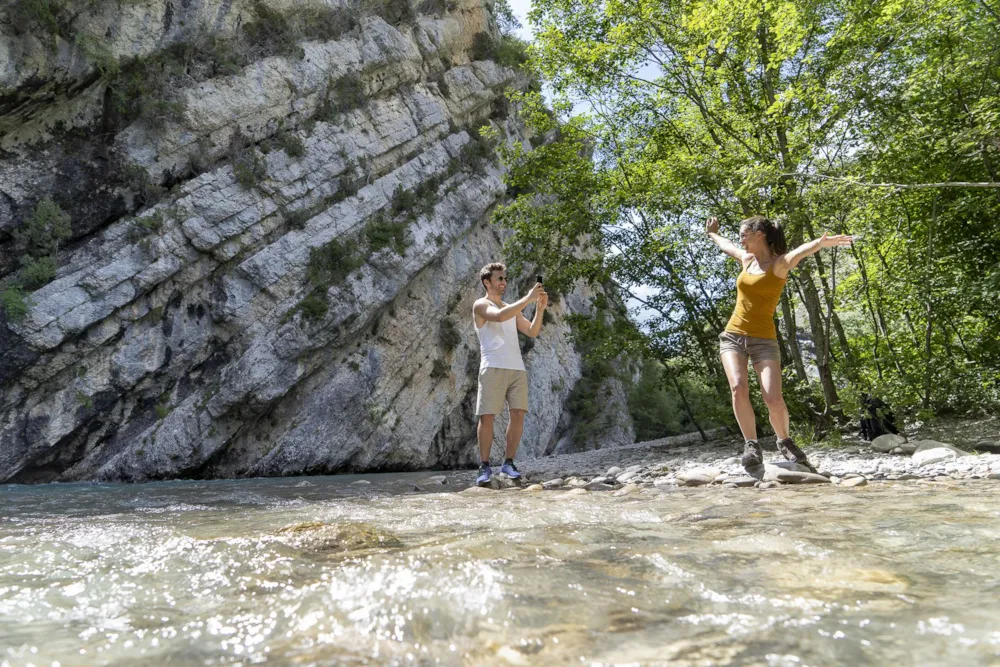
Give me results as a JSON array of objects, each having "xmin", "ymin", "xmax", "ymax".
[{"xmin": 2, "ymin": 473, "xmax": 999, "ymax": 665}]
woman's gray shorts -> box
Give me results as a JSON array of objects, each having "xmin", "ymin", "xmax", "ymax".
[{"xmin": 719, "ymin": 331, "xmax": 781, "ymax": 364}]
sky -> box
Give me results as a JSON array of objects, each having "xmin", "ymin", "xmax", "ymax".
[{"xmin": 507, "ymin": 0, "xmax": 534, "ymax": 41}]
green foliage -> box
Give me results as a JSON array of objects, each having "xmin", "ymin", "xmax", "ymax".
[
  {"xmin": 366, "ymin": 213, "xmax": 409, "ymax": 255},
  {"xmin": 8, "ymin": 0, "xmax": 62, "ymax": 36},
  {"xmin": 329, "ymin": 73, "xmax": 366, "ymax": 113},
  {"xmin": 1, "ymin": 283, "xmax": 31, "ymax": 323},
  {"xmin": 371, "ymin": 0, "xmax": 416, "ymax": 25},
  {"xmin": 19, "ymin": 256, "xmax": 59, "ymax": 290},
  {"xmin": 471, "ymin": 32, "xmax": 530, "ymax": 70},
  {"xmin": 307, "ymin": 238, "xmax": 364, "ymax": 288},
  {"xmin": 298, "ymin": 292, "xmax": 330, "ymax": 321},
  {"xmin": 155, "ymin": 403, "xmax": 171, "ymax": 420},
  {"xmin": 229, "ymin": 132, "xmax": 267, "ymax": 189},
  {"xmin": 15, "ymin": 197, "xmax": 72, "ymax": 259},
  {"xmin": 492, "ymin": 0, "xmax": 1000, "ymax": 439},
  {"xmin": 276, "ymin": 130, "xmax": 306, "ymax": 158}
]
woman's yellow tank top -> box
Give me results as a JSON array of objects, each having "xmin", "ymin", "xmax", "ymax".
[{"xmin": 725, "ymin": 262, "xmax": 787, "ymax": 340}]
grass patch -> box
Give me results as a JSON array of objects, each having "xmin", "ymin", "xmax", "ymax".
[
  {"xmin": 276, "ymin": 129, "xmax": 306, "ymax": 157},
  {"xmin": 430, "ymin": 358, "xmax": 450, "ymax": 379},
  {"xmin": 470, "ymin": 32, "xmax": 530, "ymax": 70},
  {"xmin": 1, "ymin": 283, "xmax": 31, "ymax": 323},
  {"xmin": 308, "ymin": 238, "xmax": 364, "ymax": 287}
]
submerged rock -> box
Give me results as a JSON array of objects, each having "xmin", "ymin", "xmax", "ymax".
[{"xmin": 276, "ymin": 521, "xmax": 402, "ymax": 553}]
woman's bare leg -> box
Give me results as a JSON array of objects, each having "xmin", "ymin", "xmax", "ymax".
[
  {"xmin": 721, "ymin": 351, "xmax": 756, "ymax": 441},
  {"xmin": 753, "ymin": 359, "xmax": 789, "ymax": 440}
]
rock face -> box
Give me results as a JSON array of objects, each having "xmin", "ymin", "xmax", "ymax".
[{"xmin": 0, "ymin": 0, "xmax": 635, "ymax": 483}]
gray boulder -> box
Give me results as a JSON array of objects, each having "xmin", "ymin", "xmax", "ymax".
[{"xmin": 871, "ymin": 433, "xmax": 907, "ymax": 453}]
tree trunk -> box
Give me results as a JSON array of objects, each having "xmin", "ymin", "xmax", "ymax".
[
  {"xmin": 779, "ymin": 292, "xmax": 809, "ymax": 381},
  {"xmin": 669, "ymin": 373, "xmax": 707, "ymax": 441}
]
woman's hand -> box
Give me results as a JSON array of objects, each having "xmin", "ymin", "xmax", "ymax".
[
  {"xmin": 706, "ymin": 216, "xmax": 720, "ymax": 235},
  {"xmin": 818, "ymin": 232, "xmax": 854, "ymax": 248}
]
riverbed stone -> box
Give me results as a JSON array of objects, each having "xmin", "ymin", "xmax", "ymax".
[
  {"xmin": 525, "ymin": 484, "xmax": 544, "ymax": 492},
  {"xmin": 911, "ymin": 440, "xmax": 972, "ymax": 456},
  {"xmin": 765, "ymin": 466, "xmax": 831, "ymax": 484},
  {"xmin": 677, "ymin": 467, "xmax": 722, "ymax": 486},
  {"xmin": 565, "ymin": 488, "xmax": 588, "ymax": 496},
  {"xmin": 722, "ymin": 476, "xmax": 757, "ymax": 488},
  {"xmin": 606, "ymin": 466, "xmax": 623, "ymax": 477},
  {"xmin": 912, "ymin": 447, "xmax": 959, "ymax": 467},
  {"xmin": 872, "ymin": 433, "xmax": 907, "ymax": 453},
  {"xmin": 616, "ymin": 470, "xmax": 639, "ymax": 483},
  {"xmin": 842, "ymin": 476, "xmax": 868, "ymax": 488},
  {"xmin": 542, "ymin": 478, "xmax": 564, "ymax": 489},
  {"xmin": 613, "ymin": 483, "xmax": 641, "ymax": 497},
  {"xmin": 276, "ymin": 521, "xmax": 403, "ymax": 553},
  {"xmin": 584, "ymin": 481, "xmax": 614, "ymax": 491}
]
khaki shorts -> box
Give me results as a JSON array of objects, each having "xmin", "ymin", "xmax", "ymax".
[
  {"xmin": 719, "ymin": 331, "xmax": 781, "ymax": 364},
  {"xmin": 476, "ymin": 367, "xmax": 529, "ymax": 415}
]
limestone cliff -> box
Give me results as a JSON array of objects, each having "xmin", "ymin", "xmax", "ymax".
[{"xmin": 0, "ymin": 0, "xmax": 634, "ymax": 483}]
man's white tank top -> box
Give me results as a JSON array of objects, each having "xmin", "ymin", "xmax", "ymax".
[{"xmin": 474, "ymin": 303, "xmax": 526, "ymax": 372}]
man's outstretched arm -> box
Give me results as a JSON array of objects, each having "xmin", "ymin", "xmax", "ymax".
[
  {"xmin": 516, "ymin": 292, "xmax": 548, "ymax": 338},
  {"xmin": 474, "ymin": 283, "xmax": 544, "ymax": 323}
]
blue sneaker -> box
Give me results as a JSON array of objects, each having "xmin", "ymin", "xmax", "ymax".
[
  {"xmin": 500, "ymin": 461, "xmax": 521, "ymax": 479},
  {"xmin": 475, "ymin": 464, "xmax": 493, "ymax": 486}
]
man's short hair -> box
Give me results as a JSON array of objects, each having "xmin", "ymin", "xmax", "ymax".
[{"xmin": 479, "ymin": 262, "xmax": 506, "ymax": 290}]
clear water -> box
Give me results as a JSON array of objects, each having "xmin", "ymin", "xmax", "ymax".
[{"xmin": 2, "ymin": 473, "xmax": 1000, "ymax": 665}]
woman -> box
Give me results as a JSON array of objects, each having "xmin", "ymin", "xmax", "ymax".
[{"xmin": 706, "ymin": 215, "xmax": 852, "ymax": 470}]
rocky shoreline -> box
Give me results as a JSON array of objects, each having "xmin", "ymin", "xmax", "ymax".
[{"xmin": 460, "ymin": 424, "xmax": 1000, "ymax": 493}]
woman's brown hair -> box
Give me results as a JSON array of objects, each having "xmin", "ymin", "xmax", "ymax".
[{"xmin": 741, "ymin": 216, "xmax": 787, "ymax": 255}]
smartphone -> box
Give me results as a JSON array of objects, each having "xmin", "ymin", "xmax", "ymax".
[{"xmin": 536, "ymin": 275, "xmax": 543, "ymax": 284}]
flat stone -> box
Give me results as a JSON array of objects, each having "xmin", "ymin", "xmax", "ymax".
[
  {"xmin": 759, "ymin": 481, "xmax": 780, "ymax": 489},
  {"xmin": 912, "ymin": 447, "xmax": 959, "ymax": 467},
  {"xmin": 542, "ymin": 478, "xmax": 564, "ymax": 489},
  {"xmin": 842, "ymin": 476, "xmax": 868, "ymax": 487},
  {"xmin": 525, "ymin": 484, "xmax": 544, "ymax": 492},
  {"xmin": 606, "ymin": 466, "xmax": 623, "ymax": 477},
  {"xmin": 829, "ymin": 476, "xmax": 841, "ymax": 484},
  {"xmin": 625, "ymin": 464, "xmax": 644, "ymax": 473},
  {"xmin": 897, "ymin": 473, "xmax": 921, "ymax": 480},
  {"xmin": 722, "ymin": 476, "xmax": 757, "ymax": 488},
  {"xmin": 677, "ymin": 467, "xmax": 721, "ymax": 486},
  {"xmin": 616, "ymin": 470, "xmax": 639, "ymax": 483},
  {"xmin": 583, "ymin": 482, "xmax": 615, "ymax": 491},
  {"xmin": 911, "ymin": 440, "xmax": 972, "ymax": 456},
  {"xmin": 613, "ymin": 483, "xmax": 641, "ymax": 497},
  {"xmin": 872, "ymin": 433, "xmax": 907, "ymax": 452},
  {"xmin": 768, "ymin": 468, "xmax": 831, "ymax": 484}
]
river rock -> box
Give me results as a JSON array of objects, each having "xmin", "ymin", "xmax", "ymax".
[
  {"xmin": 525, "ymin": 484, "xmax": 545, "ymax": 492},
  {"xmin": 677, "ymin": 467, "xmax": 721, "ymax": 486},
  {"xmin": 584, "ymin": 481, "xmax": 615, "ymax": 491},
  {"xmin": 606, "ymin": 467, "xmax": 624, "ymax": 477},
  {"xmin": 565, "ymin": 488, "xmax": 588, "ymax": 496},
  {"xmin": 722, "ymin": 476, "xmax": 757, "ymax": 488},
  {"xmin": 542, "ymin": 478, "xmax": 565, "ymax": 489},
  {"xmin": 872, "ymin": 433, "xmax": 907, "ymax": 453},
  {"xmin": 973, "ymin": 440, "xmax": 1000, "ymax": 454},
  {"xmin": 613, "ymin": 483, "xmax": 641, "ymax": 497},
  {"xmin": 912, "ymin": 447, "xmax": 959, "ymax": 467},
  {"xmin": 462, "ymin": 485, "xmax": 492, "ymax": 495},
  {"xmin": 350, "ymin": 480, "xmax": 371, "ymax": 485},
  {"xmin": 422, "ymin": 475, "xmax": 448, "ymax": 485},
  {"xmin": 616, "ymin": 471, "xmax": 639, "ymax": 483},
  {"xmin": 911, "ymin": 440, "xmax": 972, "ymax": 456},
  {"xmin": 759, "ymin": 481, "xmax": 780, "ymax": 489},
  {"xmin": 276, "ymin": 521, "xmax": 402, "ymax": 553},
  {"xmin": 764, "ymin": 465, "xmax": 831, "ymax": 484},
  {"xmin": 842, "ymin": 476, "xmax": 868, "ymax": 488}
]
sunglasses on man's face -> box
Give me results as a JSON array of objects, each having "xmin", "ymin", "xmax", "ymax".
[{"xmin": 496, "ymin": 276, "xmax": 508, "ymax": 282}]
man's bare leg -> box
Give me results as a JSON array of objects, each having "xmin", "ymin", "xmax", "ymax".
[
  {"xmin": 505, "ymin": 409, "xmax": 526, "ymax": 459},
  {"xmin": 477, "ymin": 414, "xmax": 495, "ymax": 463}
]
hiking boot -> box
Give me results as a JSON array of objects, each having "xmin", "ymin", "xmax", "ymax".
[
  {"xmin": 500, "ymin": 461, "xmax": 521, "ymax": 479},
  {"xmin": 740, "ymin": 440, "xmax": 763, "ymax": 468},
  {"xmin": 475, "ymin": 463, "xmax": 493, "ymax": 486},
  {"xmin": 777, "ymin": 438, "xmax": 817, "ymax": 473}
]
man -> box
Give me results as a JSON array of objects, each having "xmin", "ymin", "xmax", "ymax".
[{"xmin": 472, "ymin": 263, "xmax": 547, "ymax": 486}]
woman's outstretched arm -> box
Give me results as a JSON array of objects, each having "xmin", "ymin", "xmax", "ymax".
[
  {"xmin": 705, "ymin": 217, "xmax": 748, "ymax": 262},
  {"xmin": 779, "ymin": 232, "xmax": 853, "ymax": 271}
]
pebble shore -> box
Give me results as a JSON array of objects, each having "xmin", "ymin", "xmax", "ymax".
[{"xmin": 466, "ymin": 427, "xmax": 1000, "ymax": 493}]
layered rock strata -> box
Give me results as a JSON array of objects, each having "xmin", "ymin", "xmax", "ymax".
[{"xmin": 0, "ymin": 0, "xmax": 634, "ymax": 483}]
